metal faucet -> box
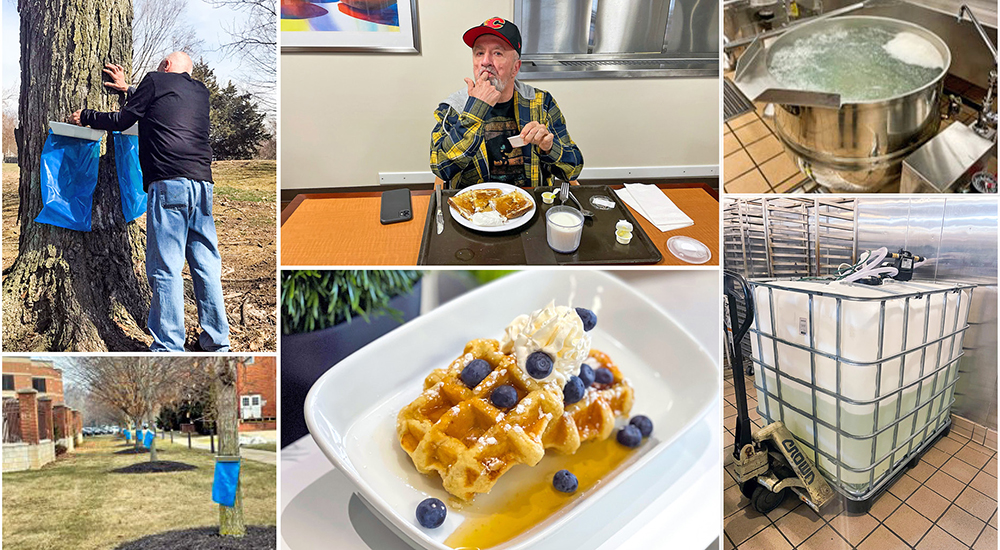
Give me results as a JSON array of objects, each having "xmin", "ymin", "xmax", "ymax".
[{"xmin": 957, "ymin": 5, "xmax": 998, "ymax": 139}]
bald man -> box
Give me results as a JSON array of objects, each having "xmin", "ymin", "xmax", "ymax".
[{"xmin": 70, "ymin": 52, "xmax": 230, "ymax": 353}]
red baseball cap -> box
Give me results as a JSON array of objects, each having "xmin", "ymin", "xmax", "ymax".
[{"xmin": 463, "ymin": 17, "xmax": 522, "ymax": 56}]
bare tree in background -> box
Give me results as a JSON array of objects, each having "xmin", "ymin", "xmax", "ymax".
[
  {"xmin": 2, "ymin": 85, "xmax": 17, "ymax": 160},
  {"xmin": 63, "ymin": 381, "xmax": 121, "ymax": 427},
  {"xmin": 132, "ymin": 0, "xmax": 204, "ymax": 82},
  {"xmin": 205, "ymin": 0, "xmax": 276, "ymax": 114},
  {"xmin": 66, "ymin": 356, "xmax": 194, "ymax": 460}
]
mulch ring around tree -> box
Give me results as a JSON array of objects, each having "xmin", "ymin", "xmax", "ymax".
[
  {"xmin": 113, "ymin": 447, "xmax": 161, "ymax": 454},
  {"xmin": 110, "ymin": 461, "xmax": 197, "ymax": 474},
  {"xmin": 114, "ymin": 526, "xmax": 277, "ymax": 549}
]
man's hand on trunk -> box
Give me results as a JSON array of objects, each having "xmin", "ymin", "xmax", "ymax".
[{"xmin": 102, "ymin": 63, "xmax": 129, "ymax": 93}]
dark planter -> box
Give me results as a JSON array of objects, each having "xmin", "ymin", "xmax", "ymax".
[{"xmin": 281, "ymin": 279, "xmax": 422, "ymax": 448}]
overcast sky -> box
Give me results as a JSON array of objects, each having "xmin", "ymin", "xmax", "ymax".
[{"xmin": 2, "ymin": 0, "xmax": 259, "ymax": 99}]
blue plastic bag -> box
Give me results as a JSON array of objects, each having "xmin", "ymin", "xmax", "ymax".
[
  {"xmin": 212, "ymin": 460, "xmax": 241, "ymax": 507},
  {"xmin": 113, "ymin": 132, "xmax": 146, "ymax": 222},
  {"xmin": 123, "ymin": 429, "xmax": 131, "ymax": 442},
  {"xmin": 35, "ymin": 129, "xmax": 102, "ymax": 231},
  {"xmin": 142, "ymin": 430, "xmax": 154, "ymax": 449}
]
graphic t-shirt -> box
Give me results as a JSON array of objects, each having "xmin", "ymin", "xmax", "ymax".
[{"xmin": 483, "ymin": 99, "xmax": 526, "ymax": 186}]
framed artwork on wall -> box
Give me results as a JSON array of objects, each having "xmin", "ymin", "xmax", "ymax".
[{"xmin": 281, "ymin": 0, "xmax": 420, "ymax": 53}]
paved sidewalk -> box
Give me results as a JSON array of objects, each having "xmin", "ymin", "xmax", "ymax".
[{"xmin": 160, "ymin": 433, "xmax": 277, "ymax": 465}]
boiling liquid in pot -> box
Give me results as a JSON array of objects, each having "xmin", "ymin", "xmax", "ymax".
[{"xmin": 768, "ymin": 26, "xmax": 944, "ymax": 102}]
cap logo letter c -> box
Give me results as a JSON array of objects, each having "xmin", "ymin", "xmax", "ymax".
[{"xmin": 484, "ymin": 17, "xmax": 504, "ymax": 29}]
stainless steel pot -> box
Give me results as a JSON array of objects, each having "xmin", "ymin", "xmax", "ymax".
[{"xmin": 734, "ymin": 16, "xmax": 951, "ymax": 192}]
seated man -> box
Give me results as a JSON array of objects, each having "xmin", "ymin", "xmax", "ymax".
[{"xmin": 430, "ymin": 18, "xmax": 584, "ymax": 189}]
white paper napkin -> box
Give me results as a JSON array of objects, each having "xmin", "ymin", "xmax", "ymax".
[{"xmin": 615, "ymin": 183, "xmax": 694, "ymax": 233}]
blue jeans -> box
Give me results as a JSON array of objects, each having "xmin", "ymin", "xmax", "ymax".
[{"xmin": 146, "ymin": 178, "xmax": 230, "ymax": 352}]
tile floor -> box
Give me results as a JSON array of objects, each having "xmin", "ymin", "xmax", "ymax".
[
  {"xmin": 722, "ymin": 73, "xmax": 992, "ymax": 194},
  {"xmin": 723, "ymin": 373, "xmax": 998, "ymax": 550}
]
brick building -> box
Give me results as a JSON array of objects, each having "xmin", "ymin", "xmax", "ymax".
[
  {"xmin": 2, "ymin": 357, "xmax": 64, "ymax": 404},
  {"xmin": 3, "ymin": 358, "xmax": 81, "ymax": 472},
  {"xmin": 236, "ymin": 357, "xmax": 276, "ymax": 432}
]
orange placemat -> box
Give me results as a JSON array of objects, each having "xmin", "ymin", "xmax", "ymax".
[
  {"xmin": 622, "ymin": 188, "xmax": 719, "ymax": 266},
  {"xmin": 281, "ymin": 195, "xmax": 429, "ymax": 266},
  {"xmin": 280, "ymin": 187, "xmax": 718, "ymax": 266}
]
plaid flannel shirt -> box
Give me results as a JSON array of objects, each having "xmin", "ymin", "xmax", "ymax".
[{"xmin": 430, "ymin": 80, "xmax": 583, "ymax": 188}]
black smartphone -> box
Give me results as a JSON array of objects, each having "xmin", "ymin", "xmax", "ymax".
[{"xmin": 380, "ymin": 188, "xmax": 413, "ymax": 224}]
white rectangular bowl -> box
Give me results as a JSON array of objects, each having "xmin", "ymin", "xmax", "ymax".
[{"xmin": 304, "ymin": 270, "xmax": 719, "ymax": 550}]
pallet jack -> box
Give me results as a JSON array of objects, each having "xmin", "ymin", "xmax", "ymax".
[{"xmin": 724, "ymin": 270, "xmax": 837, "ymax": 514}]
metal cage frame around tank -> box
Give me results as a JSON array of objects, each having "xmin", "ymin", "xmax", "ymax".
[{"xmin": 746, "ymin": 278, "xmax": 977, "ymax": 505}]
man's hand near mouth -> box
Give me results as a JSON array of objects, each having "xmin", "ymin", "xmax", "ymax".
[{"xmin": 464, "ymin": 70, "xmax": 501, "ymax": 106}]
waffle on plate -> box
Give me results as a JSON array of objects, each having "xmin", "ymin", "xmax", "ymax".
[
  {"xmin": 447, "ymin": 188, "xmax": 532, "ymax": 224},
  {"xmin": 541, "ymin": 350, "xmax": 634, "ymax": 455},
  {"xmin": 397, "ymin": 340, "xmax": 633, "ymax": 500}
]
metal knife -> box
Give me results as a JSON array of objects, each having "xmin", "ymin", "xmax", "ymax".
[{"xmin": 435, "ymin": 187, "xmax": 444, "ymax": 234}]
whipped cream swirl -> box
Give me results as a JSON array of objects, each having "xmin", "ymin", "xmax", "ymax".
[{"xmin": 499, "ymin": 300, "xmax": 591, "ymax": 387}]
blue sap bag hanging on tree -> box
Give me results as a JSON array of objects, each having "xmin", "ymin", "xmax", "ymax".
[
  {"xmin": 212, "ymin": 458, "xmax": 241, "ymax": 507},
  {"xmin": 142, "ymin": 430, "xmax": 154, "ymax": 448},
  {"xmin": 112, "ymin": 130, "xmax": 146, "ymax": 222},
  {"xmin": 35, "ymin": 128, "xmax": 102, "ymax": 231},
  {"xmin": 124, "ymin": 429, "xmax": 130, "ymax": 442}
]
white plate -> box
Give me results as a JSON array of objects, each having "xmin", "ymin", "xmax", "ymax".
[
  {"xmin": 448, "ymin": 182, "xmax": 536, "ymax": 233},
  {"xmin": 304, "ymin": 271, "xmax": 719, "ymax": 550}
]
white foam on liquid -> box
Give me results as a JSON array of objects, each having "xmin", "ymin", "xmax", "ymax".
[{"xmin": 883, "ymin": 32, "xmax": 944, "ymax": 69}]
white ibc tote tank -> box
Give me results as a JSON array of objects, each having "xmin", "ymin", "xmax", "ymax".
[{"xmin": 750, "ymin": 273, "xmax": 971, "ymax": 493}]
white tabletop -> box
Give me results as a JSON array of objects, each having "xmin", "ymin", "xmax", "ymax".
[{"xmin": 280, "ymin": 269, "xmax": 721, "ymax": 550}]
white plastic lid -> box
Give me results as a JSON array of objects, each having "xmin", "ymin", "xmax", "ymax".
[
  {"xmin": 49, "ymin": 121, "xmax": 104, "ymax": 142},
  {"xmin": 667, "ymin": 236, "xmax": 712, "ymax": 264}
]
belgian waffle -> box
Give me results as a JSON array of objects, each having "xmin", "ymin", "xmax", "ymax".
[
  {"xmin": 397, "ymin": 339, "xmax": 564, "ymax": 501},
  {"xmin": 542, "ymin": 350, "xmax": 635, "ymax": 454}
]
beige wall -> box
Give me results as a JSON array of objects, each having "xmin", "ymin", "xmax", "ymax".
[{"xmin": 280, "ymin": 0, "xmax": 720, "ymax": 189}]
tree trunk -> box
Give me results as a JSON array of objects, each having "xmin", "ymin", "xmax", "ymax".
[
  {"xmin": 215, "ymin": 357, "xmax": 245, "ymax": 537},
  {"xmin": 133, "ymin": 419, "xmax": 140, "ymax": 451},
  {"xmin": 148, "ymin": 413, "xmax": 157, "ymax": 462},
  {"xmin": 5, "ymin": 0, "xmax": 150, "ymax": 351}
]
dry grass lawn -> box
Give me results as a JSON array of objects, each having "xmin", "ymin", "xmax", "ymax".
[
  {"xmin": 2, "ymin": 436, "xmax": 276, "ymax": 550},
  {"xmin": 2, "ymin": 160, "xmax": 277, "ymax": 352}
]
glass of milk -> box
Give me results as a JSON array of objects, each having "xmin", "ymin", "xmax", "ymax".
[{"xmin": 546, "ymin": 206, "xmax": 584, "ymax": 253}]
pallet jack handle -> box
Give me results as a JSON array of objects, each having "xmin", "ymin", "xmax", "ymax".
[{"xmin": 724, "ymin": 270, "xmax": 755, "ymax": 460}]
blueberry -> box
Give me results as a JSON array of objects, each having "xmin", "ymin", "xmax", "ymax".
[
  {"xmin": 578, "ymin": 364, "xmax": 595, "ymax": 387},
  {"xmin": 526, "ymin": 351, "xmax": 554, "ymax": 379},
  {"xmin": 575, "ymin": 307, "xmax": 597, "ymax": 331},
  {"xmin": 490, "ymin": 385, "xmax": 518, "ymax": 409},
  {"xmin": 416, "ymin": 497, "xmax": 447, "ymax": 528},
  {"xmin": 594, "ymin": 367, "xmax": 614, "ymax": 386},
  {"xmin": 460, "ymin": 359, "xmax": 491, "ymax": 389},
  {"xmin": 563, "ymin": 376, "xmax": 585, "ymax": 405},
  {"xmin": 617, "ymin": 425, "xmax": 642, "ymax": 448},
  {"xmin": 629, "ymin": 415, "xmax": 653, "ymax": 438},
  {"xmin": 552, "ymin": 469, "xmax": 578, "ymax": 493}
]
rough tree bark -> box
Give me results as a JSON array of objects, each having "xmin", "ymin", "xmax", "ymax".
[
  {"xmin": 215, "ymin": 357, "xmax": 245, "ymax": 537},
  {"xmin": 4, "ymin": 0, "xmax": 150, "ymax": 351},
  {"xmin": 148, "ymin": 412, "xmax": 157, "ymax": 461}
]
